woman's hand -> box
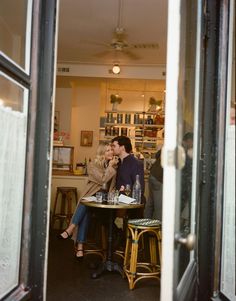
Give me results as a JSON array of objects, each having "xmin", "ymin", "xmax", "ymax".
[
  {"xmin": 119, "ymin": 185, "xmax": 125, "ymax": 192},
  {"xmin": 109, "ymin": 156, "xmax": 119, "ymax": 167}
]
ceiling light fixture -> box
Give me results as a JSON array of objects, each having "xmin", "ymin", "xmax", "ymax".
[{"xmin": 112, "ymin": 64, "xmax": 121, "ymax": 74}]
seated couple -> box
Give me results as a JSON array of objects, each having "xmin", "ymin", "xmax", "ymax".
[{"xmin": 58, "ymin": 136, "xmax": 145, "ymax": 260}]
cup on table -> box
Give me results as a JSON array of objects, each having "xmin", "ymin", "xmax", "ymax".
[
  {"xmin": 108, "ymin": 192, "xmax": 115, "ymax": 204},
  {"xmin": 96, "ymin": 192, "xmax": 103, "ymax": 203},
  {"xmin": 124, "ymin": 184, "xmax": 131, "ymax": 197},
  {"xmin": 113, "ymin": 190, "xmax": 119, "ymax": 205}
]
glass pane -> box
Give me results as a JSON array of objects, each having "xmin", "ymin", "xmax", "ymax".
[
  {"xmin": 176, "ymin": 0, "xmax": 198, "ymax": 281},
  {"xmin": 0, "ymin": 0, "xmax": 32, "ymax": 72},
  {"xmin": 221, "ymin": 5, "xmax": 235, "ymax": 299},
  {"xmin": 0, "ymin": 73, "xmax": 28, "ymax": 298}
]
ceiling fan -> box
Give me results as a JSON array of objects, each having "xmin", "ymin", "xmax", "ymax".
[
  {"xmin": 92, "ymin": 26, "xmax": 159, "ymax": 61},
  {"xmin": 91, "ymin": 0, "xmax": 159, "ymax": 61}
]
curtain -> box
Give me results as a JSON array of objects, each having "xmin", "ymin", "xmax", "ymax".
[{"xmin": 0, "ymin": 105, "xmax": 27, "ymax": 297}]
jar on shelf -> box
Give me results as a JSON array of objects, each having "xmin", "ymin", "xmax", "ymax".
[
  {"xmin": 105, "ymin": 126, "xmax": 111, "ymax": 136},
  {"xmin": 106, "ymin": 113, "xmax": 113, "ymax": 123},
  {"xmin": 121, "ymin": 127, "xmax": 128, "ymax": 136},
  {"xmin": 125, "ymin": 113, "xmax": 131, "ymax": 124},
  {"xmin": 134, "ymin": 113, "xmax": 140, "ymax": 124},
  {"xmin": 112, "ymin": 127, "xmax": 119, "ymax": 136},
  {"xmin": 117, "ymin": 113, "xmax": 123, "ymax": 124},
  {"xmin": 146, "ymin": 115, "xmax": 154, "ymax": 124}
]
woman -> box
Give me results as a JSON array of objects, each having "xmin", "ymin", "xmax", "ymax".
[{"xmin": 58, "ymin": 142, "xmax": 118, "ymax": 259}]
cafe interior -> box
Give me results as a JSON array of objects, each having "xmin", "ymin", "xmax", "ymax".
[
  {"xmin": 48, "ymin": 0, "xmax": 167, "ymax": 300},
  {"xmin": 0, "ymin": 0, "xmax": 234, "ymax": 300}
]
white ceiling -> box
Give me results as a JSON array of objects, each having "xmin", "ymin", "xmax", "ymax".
[{"xmin": 57, "ymin": 0, "xmax": 168, "ymax": 67}]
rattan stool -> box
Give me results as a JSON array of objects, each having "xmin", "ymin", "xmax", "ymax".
[
  {"xmin": 51, "ymin": 186, "xmax": 78, "ymax": 229},
  {"xmin": 123, "ymin": 218, "xmax": 162, "ymax": 290}
]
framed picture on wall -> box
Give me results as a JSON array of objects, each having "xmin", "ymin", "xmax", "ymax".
[{"xmin": 81, "ymin": 130, "xmax": 93, "ymax": 146}]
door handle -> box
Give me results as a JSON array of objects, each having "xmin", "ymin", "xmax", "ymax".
[{"xmin": 175, "ymin": 233, "xmax": 196, "ymax": 250}]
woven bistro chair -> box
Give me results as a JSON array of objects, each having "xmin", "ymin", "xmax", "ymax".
[{"xmin": 123, "ymin": 218, "xmax": 162, "ymax": 290}]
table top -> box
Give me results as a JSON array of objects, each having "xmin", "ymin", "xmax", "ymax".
[{"xmin": 80, "ymin": 200, "xmax": 144, "ymax": 210}]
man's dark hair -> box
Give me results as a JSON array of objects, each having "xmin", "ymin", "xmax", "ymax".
[{"xmin": 112, "ymin": 135, "xmax": 132, "ymax": 153}]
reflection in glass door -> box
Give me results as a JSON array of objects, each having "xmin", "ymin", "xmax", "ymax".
[
  {"xmin": 161, "ymin": 0, "xmax": 202, "ymax": 300},
  {"xmin": 175, "ymin": 0, "xmax": 198, "ymax": 283}
]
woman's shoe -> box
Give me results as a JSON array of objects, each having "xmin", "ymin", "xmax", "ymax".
[
  {"xmin": 75, "ymin": 249, "xmax": 84, "ymax": 261},
  {"xmin": 57, "ymin": 230, "xmax": 72, "ymax": 240}
]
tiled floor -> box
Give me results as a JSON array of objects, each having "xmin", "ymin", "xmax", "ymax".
[{"xmin": 46, "ymin": 230, "xmax": 160, "ymax": 301}]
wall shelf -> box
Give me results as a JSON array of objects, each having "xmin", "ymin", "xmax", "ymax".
[{"xmin": 101, "ymin": 88, "xmax": 165, "ymax": 155}]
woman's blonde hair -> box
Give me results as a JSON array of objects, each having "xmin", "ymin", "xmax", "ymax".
[{"xmin": 94, "ymin": 142, "xmax": 111, "ymax": 166}]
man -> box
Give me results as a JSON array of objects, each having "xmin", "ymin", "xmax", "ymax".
[
  {"xmin": 111, "ymin": 135, "xmax": 145, "ymax": 201},
  {"xmin": 144, "ymin": 148, "xmax": 163, "ymax": 221},
  {"xmin": 111, "ymin": 136, "xmax": 145, "ymax": 248}
]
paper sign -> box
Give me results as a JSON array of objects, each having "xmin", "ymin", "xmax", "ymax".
[{"xmin": 118, "ymin": 194, "xmax": 136, "ymax": 204}]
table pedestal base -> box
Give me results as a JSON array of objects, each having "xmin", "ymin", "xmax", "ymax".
[{"xmin": 91, "ymin": 260, "xmax": 123, "ymax": 279}]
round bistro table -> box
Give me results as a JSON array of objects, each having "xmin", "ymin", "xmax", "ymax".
[{"xmin": 80, "ymin": 200, "xmax": 144, "ymax": 278}]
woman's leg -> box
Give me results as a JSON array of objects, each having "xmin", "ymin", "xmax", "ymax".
[
  {"xmin": 76, "ymin": 207, "xmax": 89, "ymax": 243},
  {"xmin": 60, "ymin": 204, "xmax": 87, "ymax": 238},
  {"xmin": 75, "ymin": 208, "xmax": 90, "ymax": 258}
]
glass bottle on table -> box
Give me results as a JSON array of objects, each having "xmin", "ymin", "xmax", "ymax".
[
  {"xmin": 132, "ymin": 175, "xmax": 141, "ymax": 204},
  {"xmin": 124, "ymin": 184, "xmax": 131, "ymax": 197},
  {"xmin": 101, "ymin": 182, "xmax": 108, "ymax": 203}
]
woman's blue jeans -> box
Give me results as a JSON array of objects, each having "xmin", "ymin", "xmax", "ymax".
[{"xmin": 71, "ymin": 204, "xmax": 89, "ymax": 243}]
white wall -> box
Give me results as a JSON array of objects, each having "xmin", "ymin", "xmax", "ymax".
[
  {"xmin": 70, "ymin": 80, "xmax": 101, "ymax": 164},
  {"xmin": 54, "ymin": 88, "xmax": 72, "ymax": 145}
]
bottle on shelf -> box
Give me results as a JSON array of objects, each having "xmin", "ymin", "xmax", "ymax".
[
  {"xmin": 125, "ymin": 113, "xmax": 131, "ymax": 124},
  {"xmin": 113, "ymin": 126, "xmax": 119, "ymax": 136},
  {"xmin": 134, "ymin": 113, "xmax": 140, "ymax": 124},
  {"xmin": 146, "ymin": 115, "xmax": 154, "ymax": 124},
  {"xmin": 121, "ymin": 127, "xmax": 128, "ymax": 136},
  {"xmin": 106, "ymin": 113, "xmax": 113, "ymax": 123},
  {"xmin": 117, "ymin": 113, "xmax": 123, "ymax": 124},
  {"xmin": 132, "ymin": 174, "xmax": 142, "ymax": 204}
]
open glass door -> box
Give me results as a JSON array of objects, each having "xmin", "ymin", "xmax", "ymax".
[
  {"xmin": 0, "ymin": 0, "xmax": 58, "ymax": 299},
  {"xmin": 161, "ymin": 1, "xmax": 202, "ymax": 300}
]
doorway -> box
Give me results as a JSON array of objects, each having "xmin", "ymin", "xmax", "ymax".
[{"xmin": 47, "ymin": 0, "xmax": 167, "ymax": 300}]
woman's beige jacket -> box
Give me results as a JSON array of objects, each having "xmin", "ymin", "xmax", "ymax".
[{"xmin": 71, "ymin": 161, "xmax": 117, "ymax": 241}]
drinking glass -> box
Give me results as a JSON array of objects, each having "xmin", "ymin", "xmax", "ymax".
[
  {"xmin": 124, "ymin": 184, "xmax": 131, "ymax": 197},
  {"xmin": 113, "ymin": 190, "xmax": 119, "ymax": 205},
  {"xmin": 108, "ymin": 192, "xmax": 115, "ymax": 204},
  {"xmin": 95, "ymin": 192, "xmax": 103, "ymax": 203}
]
